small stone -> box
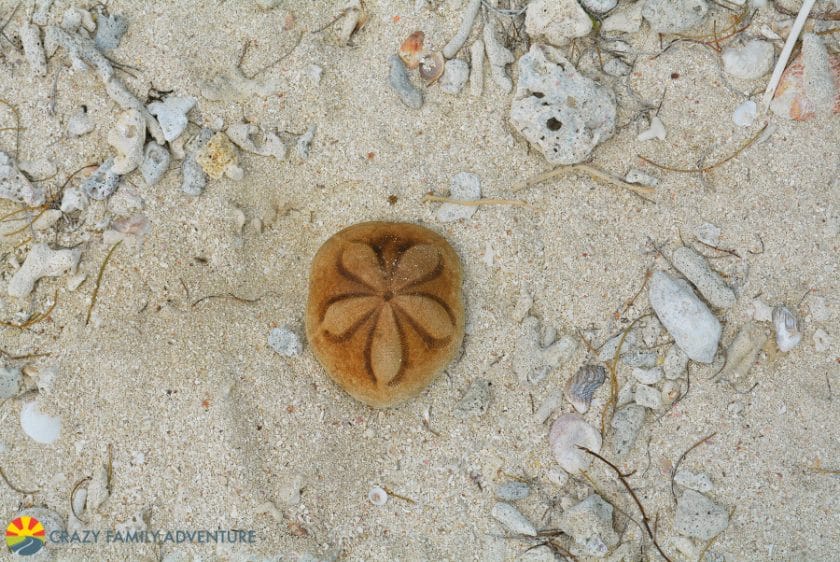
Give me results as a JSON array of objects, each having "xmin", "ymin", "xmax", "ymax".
[
  {"xmin": 279, "ymin": 475, "xmax": 303, "ymax": 505},
  {"xmin": 549, "ymin": 413, "xmax": 602, "ymax": 474},
  {"xmin": 0, "ymin": 367, "xmax": 24, "ymax": 399},
  {"xmin": 722, "ymin": 40, "xmax": 774, "ymax": 80},
  {"xmin": 469, "ymin": 40, "xmax": 484, "ymax": 97},
  {"xmin": 580, "ymin": 0, "xmax": 618, "ymax": 14},
  {"xmin": 558, "ymin": 494, "xmax": 619, "ymax": 557},
  {"xmin": 108, "ymin": 110, "xmax": 146, "ymax": 174},
  {"xmin": 227, "ymin": 122, "xmax": 286, "ymax": 160},
  {"xmin": 732, "ymin": 100, "xmax": 757, "ymax": 127},
  {"xmin": 60, "ymin": 186, "xmax": 88, "ymax": 213},
  {"xmin": 813, "ymin": 329, "xmax": 831, "ymax": 353},
  {"xmin": 603, "ymin": 1, "xmax": 643, "ymax": 33},
  {"xmin": 674, "ymin": 470, "xmax": 713, "ymax": 493},
  {"xmin": 368, "ymin": 486, "xmax": 388, "ymax": 506},
  {"xmin": 147, "ymin": 96, "xmax": 196, "ymax": 142},
  {"xmin": 634, "ymin": 384, "xmax": 662, "ymax": 409},
  {"xmin": 491, "ymin": 503, "xmax": 536, "ymax": 536},
  {"xmin": 773, "ymin": 305, "xmax": 801, "ymax": 352},
  {"xmin": 598, "ymin": 330, "xmax": 638, "ymax": 362},
  {"xmin": 483, "ymin": 21, "xmax": 514, "ymax": 93},
  {"xmin": 495, "ymin": 481, "xmax": 530, "ymax": 501},
  {"xmin": 675, "ymin": 490, "xmax": 729, "ymax": 540},
  {"xmin": 454, "ymin": 378, "xmax": 492, "ymax": 418},
  {"xmin": 525, "ymin": 0, "xmax": 592, "ymax": 46},
  {"xmin": 68, "ymin": 106, "xmax": 95, "ymax": 137},
  {"xmin": 695, "ymin": 223, "xmax": 721, "ymax": 246},
  {"xmin": 510, "ymin": 45, "xmax": 616, "ymax": 165},
  {"xmin": 388, "ymin": 55, "xmax": 422, "ymax": 109},
  {"xmin": 268, "ymin": 326, "xmax": 302, "ymax": 357},
  {"xmin": 296, "ymin": 124, "xmax": 317, "ymax": 159},
  {"xmin": 0, "ymin": 151, "xmax": 44, "ymax": 206},
  {"xmin": 720, "ymin": 322, "xmax": 768, "ymax": 380},
  {"xmin": 440, "ymin": 59, "xmax": 470, "ymax": 95},
  {"xmin": 514, "ymin": 317, "xmax": 576, "ymax": 384},
  {"xmin": 622, "ymin": 350, "xmax": 658, "ymax": 368},
  {"xmin": 610, "ymin": 404, "xmax": 645, "ymax": 458},
  {"xmin": 195, "ymin": 132, "xmax": 240, "ymax": 180},
  {"xmin": 94, "ymin": 11, "xmax": 128, "ymax": 51},
  {"xmin": 9, "ymin": 243, "xmax": 81, "ymax": 298},
  {"xmin": 672, "ymin": 246, "xmax": 736, "ymax": 309},
  {"xmin": 625, "ymin": 169, "xmax": 659, "ymax": 187},
  {"xmin": 140, "ymin": 142, "xmax": 171, "ymax": 186},
  {"xmin": 649, "ymin": 271, "xmax": 721, "ymax": 363},
  {"xmin": 632, "ymin": 367, "xmax": 662, "ymax": 385},
  {"xmin": 642, "ymin": 0, "xmax": 709, "ymax": 34},
  {"xmin": 637, "ymin": 115, "xmax": 666, "ymax": 141},
  {"xmin": 21, "ymin": 400, "xmax": 61, "ymax": 444},
  {"xmin": 82, "ymin": 158, "xmax": 121, "ymax": 200},
  {"xmin": 20, "ymin": 23, "xmax": 47, "ymax": 77},
  {"xmin": 752, "ymin": 299, "xmax": 773, "ymax": 322},
  {"xmin": 437, "ymin": 172, "xmax": 481, "ymax": 222},
  {"xmin": 661, "ymin": 380, "xmax": 681, "ymax": 404},
  {"xmin": 617, "ymin": 381, "xmax": 635, "ymax": 407},
  {"xmin": 306, "ymin": 64, "xmax": 323, "ymax": 84}
]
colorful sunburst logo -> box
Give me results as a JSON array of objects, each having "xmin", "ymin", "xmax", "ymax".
[{"xmin": 6, "ymin": 516, "xmax": 46, "ymax": 556}]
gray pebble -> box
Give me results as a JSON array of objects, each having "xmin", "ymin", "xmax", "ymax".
[
  {"xmin": 642, "ymin": 0, "xmax": 708, "ymax": 33},
  {"xmin": 296, "ymin": 124, "xmax": 317, "ymax": 159},
  {"xmin": 81, "ymin": 158, "xmax": 121, "ymax": 200},
  {"xmin": 622, "ymin": 350, "xmax": 658, "ymax": 368},
  {"xmin": 491, "ymin": 503, "xmax": 536, "ymax": 536},
  {"xmin": 140, "ymin": 142, "xmax": 170, "ymax": 186},
  {"xmin": 454, "ymin": 378, "xmax": 492, "ymax": 418},
  {"xmin": 268, "ymin": 326, "xmax": 302, "ymax": 357},
  {"xmin": 634, "ymin": 384, "xmax": 662, "ymax": 409},
  {"xmin": 0, "ymin": 366, "xmax": 24, "ymax": 399},
  {"xmin": 558, "ymin": 494, "xmax": 619, "ymax": 557},
  {"xmin": 598, "ymin": 330, "xmax": 638, "ymax": 362},
  {"xmin": 632, "ymin": 367, "xmax": 662, "ymax": 385},
  {"xmin": 675, "ymin": 490, "xmax": 729, "ymax": 540},
  {"xmin": 440, "ymin": 59, "xmax": 470, "ymax": 95},
  {"xmin": 94, "ymin": 12, "xmax": 128, "ymax": 51},
  {"xmin": 388, "ymin": 55, "xmax": 423, "ymax": 109},
  {"xmin": 625, "ymin": 168, "xmax": 659, "ymax": 187},
  {"xmin": 181, "ymin": 128, "xmax": 212, "ymax": 196},
  {"xmin": 580, "ymin": 0, "xmax": 617, "ymax": 14},
  {"xmin": 674, "ymin": 470, "xmax": 713, "ymax": 493},
  {"xmin": 672, "ymin": 246, "xmax": 736, "ymax": 309},
  {"xmin": 649, "ymin": 271, "xmax": 721, "ymax": 363},
  {"xmin": 664, "ymin": 345, "xmax": 688, "ymax": 380},
  {"xmin": 610, "ymin": 404, "xmax": 645, "ymax": 458},
  {"xmin": 495, "ymin": 481, "xmax": 530, "ymax": 501}
]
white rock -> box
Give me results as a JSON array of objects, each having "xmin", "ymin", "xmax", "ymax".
[
  {"xmin": 674, "ymin": 470, "xmax": 713, "ymax": 493},
  {"xmin": 603, "ymin": 1, "xmax": 644, "ymax": 33},
  {"xmin": 140, "ymin": 142, "xmax": 171, "ymax": 186},
  {"xmin": 82, "ymin": 158, "xmax": 121, "ymax": 200},
  {"xmin": 732, "ymin": 100, "xmax": 757, "ymax": 127},
  {"xmin": 634, "ymin": 384, "xmax": 662, "ymax": 409},
  {"xmin": 637, "ymin": 115, "xmax": 666, "ymax": 141},
  {"xmin": 496, "ymin": 481, "xmax": 530, "ymax": 501},
  {"xmin": 305, "ymin": 64, "xmax": 323, "ymax": 84},
  {"xmin": 268, "ymin": 326, "xmax": 302, "ymax": 357},
  {"xmin": 752, "ymin": 299, "xmax": 773, "ymax": 322},
  {"xmin": 483, "ymin": 21, "xmax": 514, "ymax": 93},
  {"xmin": 603, "ymin": 57, "xmax": 632, "ymax": 76},
  {"xmin": 525, "ymin": 0, "xmax": 592, "ymax": 46},
  {"xmin": 94, "ymin": 11, "xmax": 128, "ymax": 51},
  {"xmin": 32, "ymin": 209, "xmax": 62, "ymax": 231},
  {"xmin": 549, "ymin": 413, "xmax": 602, "ymax": 474},
  {"xmin": 21, "ymin": 401, "xmax": 62, "ymax": 444},
  {"xmin": 20, "ymin": 23, "xmax": 47, "ymax": 77},
  {"xmin": 60, "ymin": 186, "xmax": 88, "ymax": 213},
  {"xmin": 663, "ymin": 344, "xmax": 688, "ymax": 379},
  {"xmin": 227, "ymin": 122, "xmax": 287, "ymax": 160},
  {"xmin": 437, "ymin": 172, "xmax": 481, "ymax": 222},
  {"xmin": 672, "ymin": 246, "xmax": 736, "ymax": 308},
  {"xmin": 147, "ymin": 96, "xmax": 196, "ymax": 142},
  {"xmin": 469, "ymin": 39, "xmax": 484, "ymax": 97},
  {"xmin": 695, "ymin": 222, "xmax": 720, "ymax": 246},
  {"xmin": 772, "ymin": 305, "xmax": 801, "ymax": 352},
  {"xmin": 642, "ymin": 0, "xmax": 708, "ymax": 34},
  {"xmin": 491, "ymin": 503, "xmax": 536, "ymax": 536},
  {"xmin": 649, "ymin": 271, "xmax": 721, "ymax": 363},
  {"xmin": 0, "ymin": 151, "xmax": 45, "ymax": 206},
  {"xmin": 181, "ymin": 128, "xmax": 212, "ymax": 196},
  {"xmin": 675, "ymin": 490, "xmax": 729, "ymax": 540},
  {"xmin": 511, "ymin": 45, "xmax": 616, "ymax": 165},
  {"xmin": 440, "ymin": 59, "xmax": 470, "ymax": 95},
  {"xmin": 722, "ymin": 40, "xmax": 774, "ymax": 80},
  {"xmin": 68, "ymin": 106, "xmax": 95, "ymax": 137},
  {"xmin": 625, "ymin": 168, "xmax": 659, "ymax": 187},
  {"xmin": 632, "ymin": 367, "xmax": 662, "ymax": 385},
  {"xmin": 813, "ymin": 329, "xmax": 831, "ymax": 353},
  {"xmin": 107, "ymin": 110, "xmax": 146, "ymax": 174},
  {"xmin": 8, "ymin": 243, "xmax": 81, "ymax": 298},
  {"xmin": 799, "ymin": 34, "xmax": 837, "ymax": 118},
  {"xmin": 558, "ymin": 494, "xmax": 619, "ymax": 557},
  {"xmin": 580, "ymin": 0, "xmax": 618, "ymax": 14},
  {"xmin": 611, "ymin": 404, "xmax": 645, "ymax": 458}
]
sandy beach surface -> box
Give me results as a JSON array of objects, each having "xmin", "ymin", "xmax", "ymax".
[{"xmin": 1, "ymin": 0, "xmax": 838, "ymax": 560}]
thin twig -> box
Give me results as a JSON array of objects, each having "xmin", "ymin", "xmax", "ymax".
[
  {"xmin": 421, "ymin": 194, "xmax": 530, "ymax": 208},
  {"xmin": 601, "ymin": 313, "xmax": 650, "ymax": 435},
  {"xmin": 0, "ymin": 465, "xmax": 39, "ymax": 494},
  {"xmin": 514, "ymin": 163, "xmax": 655, "ymax": 199},
  {"xmin": 670, "ymin": 432, "xmax": 717, "ymax": 503},
  {"xmin": 0, "ymin": 347, "xmax": 50, "ymax": 360},
  {"xmin": 191, "ymin": 293, "xmax": 264, "ymax": 307},
  {"xmin": 639, "ymin": 124, "xmax": 767, "ymax": 174},
  {"xmin": 86, "ymin": 241, "xmax": 123, "ymax": 325},
  {"xmin": 70, "ymin": 477, "xmax": 92, "ymax": 523}
]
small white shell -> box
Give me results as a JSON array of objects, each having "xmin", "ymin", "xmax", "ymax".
[
  {"xmin": 772, "ymin": 305, "xmax": 801, "ymax": 352},
  {"xmin": 548, "ymin": 413, "xmax": 602, "ymax": 474},
  {"xmin": 368, "ymin": 486, "xmax": 388, "ymax": 506}
]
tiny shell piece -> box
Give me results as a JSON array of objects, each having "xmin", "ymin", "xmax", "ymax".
[
  {"xmin": 368, "ymin": 486, "xmax": 388, "ymax": 506},
  {"xmin": 548, "ymin": 413, "xmax": 602, "ymax": 474},
  {"xmin": 399, "ymin": 31, "xmax": 424, "ymax": 69},
  {"xmin": 773, "ymin": 305, "xmax": 801, "ymax": 352},
  {"xmin": 564, "ymin": 365, "xmax": 606, "ymax": 413},
  {"xmin": 419, "ymin": 51, "xmax": 445, "ymax": 85}
]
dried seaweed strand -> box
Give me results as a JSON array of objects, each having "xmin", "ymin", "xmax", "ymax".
[
  {"xmin": 809, "ymin": 459, "xmax": 840, "ymax": 475},
  {"xmin": 0, "ymin": 289, "xmax": 59, "ymax": 330},
  {"xmin": 0, "ymin": 347, "xmax": 50, "ymax": 360},
  {"xmin": 601, "ymin": 313, "xmax": 649, "ymax": 435},
  {"xmin": 70, "ymin": 477, "xmax": 92, "ymax": 523},
  {"xmin": 580, "ymin": 447, "xmax": 673, "ymax": 562},
  {"xmin": 0, "ymin": 98, "xmax": 21, "ymax": 157},
  {"xmin": 191, "ymin": 293, "xmax": 263, "ymax": 307},
  {"xmin": 615, "ymin": 269, "xmax": 652, "ymax": 319},
  {"xmin": 639, "ymin": 124, "xmax": 767, "ymax": 174},
  {"xmin": 86, "ymin": 240, "xmax": 123, "ymax": 325},
  {"xmin": 421, "ymin": 194, "xmax": 529, "ymax": 208},
  {"xmin": 670, "ymin": 432, "xmax": 717, "ymax": 503},
  {"xmin": 106, "ymin": 444, "xmax": 114, "ymax": 496},
  {"xmin": 381, "ymin": 486, "xmax": 417, "ymax": 504},
  {"xmin": 0, "ymin": 465, "xmax": 39, "ymax": 494},
  {"xmin": 514, "ymin": 164, "xmax": 655, "ymax": 198},
  {"xmin": 3, "ymin": 207, "xmax": 49, "ymax": 237}
]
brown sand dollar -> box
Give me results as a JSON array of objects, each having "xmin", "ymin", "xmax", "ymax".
[{"xmin": 306, "ymin": 222, "xmax": 465, "ymax": 407}]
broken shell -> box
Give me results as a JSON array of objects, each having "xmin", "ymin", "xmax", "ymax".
[
  {"xmin": 772, "ymin": 305, "xmax": 801, "ymax": 353},
  {"xmin": 368, "ymin": 486, "xmax": 388, "ymax": 506},
  {"xmin": 399, "ymin": 31, "xmax": 425, "ymax": 70},
  {"xmin": 564, "ymin": 365, "xmax": 606, "ymax": 414},
  {"xmin": 548, "ymin": 413, "xmax": 602, "ymax": 474},
  {"xmin": 419, "ymin": 51, "xmax": 445, "ymax": 85}
]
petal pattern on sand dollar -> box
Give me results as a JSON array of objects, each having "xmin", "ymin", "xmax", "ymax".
[
  {"xmin": 369, "ymin": 304, "xmax": 403, "ymax": 384},
  {"xmin": 321, "ymin": 295, "xmax": 380, "ymax": 339},
  {"xmin": 392, "ymin": 244, "xmax": 442, "ymax": 291},
  {"xmin": 392, "ymin": 294, "xmax": 455, "ymax": 341},
  {"xmin": 339, "ymin": 242, "xmax": 387, "ymax": 291}
]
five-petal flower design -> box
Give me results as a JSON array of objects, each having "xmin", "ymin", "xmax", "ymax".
[{"xmin": 317, "ymin": 240, "xmax": 456, "ymax": 385}]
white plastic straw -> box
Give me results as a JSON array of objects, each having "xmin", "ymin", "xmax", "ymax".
[{"xmin": 762, "ymin": 0, "xmax": 817, "ymax": 110}]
